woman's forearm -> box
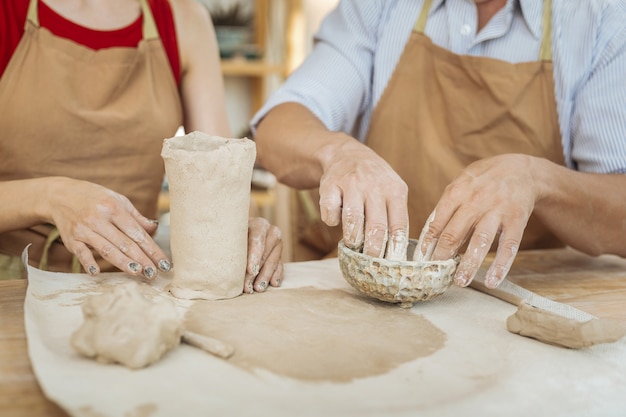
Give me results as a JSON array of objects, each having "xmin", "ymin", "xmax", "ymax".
[{"xmin": 0, "ymin": 177, "xmax": 58, "ymax": 233}]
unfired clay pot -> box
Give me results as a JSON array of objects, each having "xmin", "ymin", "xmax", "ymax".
[
  {"xmin": 161, "ymin": 132, "xmax": 256, "ymax": 300},
  {"xmin": 338, "ymin": 239, "xmax": 459, "ymax": 308}
]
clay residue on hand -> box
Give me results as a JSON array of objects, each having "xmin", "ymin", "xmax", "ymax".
[{"xmin": 184, "ymin": 287, "xmax": 446, "ymax": 383}]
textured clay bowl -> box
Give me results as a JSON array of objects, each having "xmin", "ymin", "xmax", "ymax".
[{"xmin": 338, "ymin": 239, "xmax": 459, "ymax": 308}]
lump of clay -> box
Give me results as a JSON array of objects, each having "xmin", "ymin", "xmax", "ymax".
[
  {"xmin": 506, "ymin": 301, "xmax": 626, "ymax": 349},
  {"xmin": 71, "ymin": 281, "xmax": 182, "ymax": 369}
]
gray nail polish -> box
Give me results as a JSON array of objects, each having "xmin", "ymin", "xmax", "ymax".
[
  {"xmin": 247, "ymin": 282, "xmax": 254, "ymax": 293},
  {"xmin": 258, "ymin": 281, "xmax": 267, "ymax": 290},
  {"xmin": 276, "ymin": 278, "xmax": 283, "ymax": 287},
  {"xmin": 144, "ymin": 266, "xmax": 157, "ymax": 279},
  {"xmin": 128, "ymin": 262, "xmax": 141, "ymax": 273},
  {"xmin": 252, "ymin": 264, "xmax": 260, "ymax": 276},
  {"xmin": 158, "ymin": 259, "xmax": 172, "ymax": 272},
  {"xmin": 87, "ymin": 265, "xmax": 98, "ymax": 276}
]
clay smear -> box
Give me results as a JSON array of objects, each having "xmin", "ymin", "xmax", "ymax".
[{"xmin": 184, "ymin": 287, "xmax": 446, "ymax": 383}]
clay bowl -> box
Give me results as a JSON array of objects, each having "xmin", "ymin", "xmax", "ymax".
[{"xmin": 338, "ymin": 239, "xmax": 459, "ymax": 308}]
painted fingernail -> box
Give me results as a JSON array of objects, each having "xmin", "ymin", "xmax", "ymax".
[
  {"xmin": 158, "ymin": 259, "xmax": 172, "ymax": 272},
  {"xmin": 252, "ymin": 264, "xmax": 260, "ymax": 276},
  {"xmin": 247, "ymin": 282, "xmax": 254, "ymax": 293},
  {"xmin": 149, "ymin": 219, "xmax": 159, "ymax": 225},
  {"xmin": 258, "ymin": 281, "xmax": 267, "ymax": 290},
  {"xmin": 87, "ymin": 265, "xmax": 98, "ymax": 276},
  {"xmin": 275, "ymin": 278, "xmax": 283, "ymax": 287},
  {"xmin": 128, "ymin": 262, "xmax": 141, "ymax": 273},
  {"xmin": 143, "ymin": 266, "xmax": 157, "ymax": 280}
]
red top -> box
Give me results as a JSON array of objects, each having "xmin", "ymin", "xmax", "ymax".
[{"xmin": 0, "ymin": 0, "xmax": 181, "ymax": 84}]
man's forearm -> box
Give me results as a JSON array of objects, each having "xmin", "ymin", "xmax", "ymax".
[
  {"xmin": 533, "ymin": 159, "xmax": 626, "ymax": 257},
  {"xmin": 254, "ymin": 102, "xmax": 351, "ymax": 189}
]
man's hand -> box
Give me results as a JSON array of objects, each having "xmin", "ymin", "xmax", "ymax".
[
  {"xmin": 418, "ymin": 154, "xmax": 540, "ymax": 289},
  {"xmin": 315, "ymin": 139, "xmax": 410, "ymax": 260}
]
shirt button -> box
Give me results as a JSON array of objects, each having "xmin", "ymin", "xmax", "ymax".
[{"xmin": 461, "ymin": 24, "xmax": 472, "ymax": 35}]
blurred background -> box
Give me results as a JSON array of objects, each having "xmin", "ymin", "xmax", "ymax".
[{"xmin": 161, "ymin": 0, "xmax": 340, "ymax": 262}]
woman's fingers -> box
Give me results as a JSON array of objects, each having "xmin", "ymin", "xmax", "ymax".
[
  {"xmin": 253, "ymin": 241, "xmax": 283, "ymax": 292},
  {"xmin": 65, "ymin": 227, "xmax": 150, "ymax": 277},
  {"xmin": 244, "ymin": 218, "xmax": 283, "ymax": 293},
  {"xmin": 111, "ymin": 216, "xmax": 171, "ymax": 274},
  {"xmin": 50, "ymin": 181, "xmax": 171, "ymax": 278}
]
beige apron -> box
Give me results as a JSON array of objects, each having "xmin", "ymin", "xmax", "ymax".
[
  {"xmin": 0, "ymin": 0, "xmax": 182, "ymax": 277},
  {"xmin": 366, "ymin": 0, "xmax": 564, "ymax": 250}
]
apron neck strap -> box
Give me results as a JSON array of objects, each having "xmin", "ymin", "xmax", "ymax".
[
  {"xmin": 414, "ymin": 0, "xmax": 433, "ymax": 34},
  {"xmin": 539, "ymin": 0, "xmax": 552, "ymax": 61},
  {"xmin": 26, "ymin": 0, "xmax": 39, "ymax": 27},
  {"xmin": 139, "ymin": 0, "xmax": 159, "ymax": 40},
  {"xmin": 413, "ymin": 0, "xmax": 553, "ymax": 61},
  {"xmin": 24, "ymin": 0, "xmax": 159, "ymax": 41}
]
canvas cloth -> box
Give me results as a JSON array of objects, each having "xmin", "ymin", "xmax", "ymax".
[{"xmin": 22, "ymin": 226, "xmax": 626, "ymax": 417}]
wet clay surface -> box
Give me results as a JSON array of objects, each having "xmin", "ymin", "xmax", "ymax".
[{"xmin": 184, "ymin": 287, "xmax": 446, "ymax": 383}]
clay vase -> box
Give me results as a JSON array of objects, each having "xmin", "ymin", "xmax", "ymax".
[{"xmin": 161, "ymin": 131, "xmax": 256, "ymax": 300}]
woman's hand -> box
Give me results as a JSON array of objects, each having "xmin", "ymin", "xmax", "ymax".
[
  {"xmin": 46, "ymin": 177, "xmax": 171, "ymax": 278},
  {"xmin": 243, "ymin": 217, "xmax": 284, "ymax": 293}
]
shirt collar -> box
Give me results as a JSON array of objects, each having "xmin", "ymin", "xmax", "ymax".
[
  {"xmin": 519, "ymin": 0, "xmax": 544, "ymax": 40},
  {"xmin": 430, "ymin": 0, "xmax": 543, "ymax": 41}
]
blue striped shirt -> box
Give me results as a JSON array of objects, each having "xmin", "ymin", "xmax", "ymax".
[{"xmin": 252, "ymin": 0, "xmax": 626, "ymax": 174}]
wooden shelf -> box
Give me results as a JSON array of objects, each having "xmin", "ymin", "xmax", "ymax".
[
  {"xmin": 217, "ymin": 0, "xmax": 302, "ymax": 113},
  {"xmin": 220, "ymin": 59, "xmax": 285, "ymax": 77}
]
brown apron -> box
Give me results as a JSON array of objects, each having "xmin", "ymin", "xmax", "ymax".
[
  {"xmin": 0, "ymin": 0, "xmax": 182, "ymax": 276},
  {"xmin": 293, "ymin": 0, "xmax": 563, "ymax": 261},
  {"xmin": 365, "ymin": 0, "xmax": 564, "ymax": 250}
]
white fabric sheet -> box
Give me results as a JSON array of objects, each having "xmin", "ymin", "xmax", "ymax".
[{"xmin": 23, "ymin": 244, "xmax": 626, "ymax": 417}]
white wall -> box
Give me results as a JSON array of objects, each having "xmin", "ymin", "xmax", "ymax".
[{"xmin": 302, "ymin": 0, "xmax": 338, "ymax": 54}]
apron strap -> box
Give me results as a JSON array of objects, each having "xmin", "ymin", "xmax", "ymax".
[
  {"xmin": 24, "ymin": 0, "xmax": 159, "ymax": 41},
  {"xmin": 539, "ymin": 0, "xmax": 553, "ymax": 61},
  {"xmin": 38, "ymin": 227, "xmax": 60, "ymax": 271},
  {"xmin": 25, "ymin": 0, "xmax": 39, "ymax": 28},
  {"xmin": 414, "ymin": 0, "xmax": 433, "ymax": 34},
  {"xmin": 139, "ymin": 0, "xmax": 159, "ymax": 40},
  {"xmin": 38, "ymin": 227, "xmax": 82, "ymax": 273}
]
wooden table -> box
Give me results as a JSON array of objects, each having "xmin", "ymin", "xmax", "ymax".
[
  {"xmin": 2, "ymin": 248, "xmax": 626, "ymax": 416},
  {"xmin": 0, "ymin": 279, "xmax": 68, "ymax": 417}
]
